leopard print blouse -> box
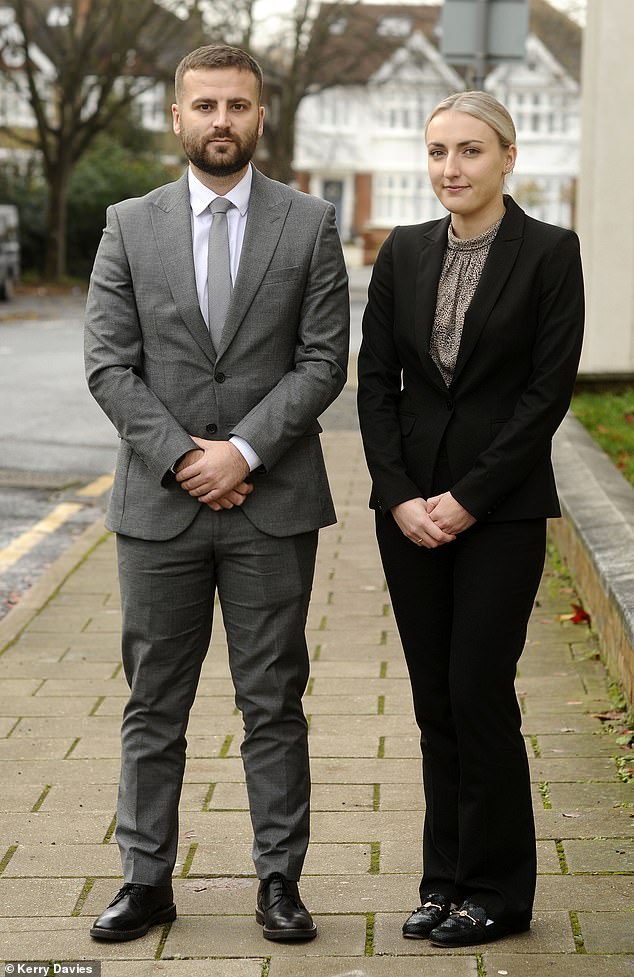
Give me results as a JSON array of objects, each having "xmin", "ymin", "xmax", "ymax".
[{"xmin": 429, "ymin": 216, "xmax": 503, "ymax": 387}]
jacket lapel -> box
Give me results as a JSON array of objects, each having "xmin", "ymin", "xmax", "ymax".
[
  {"xmin": 150, "ymin": 172, "xmax": 216, "ymax": 366},
  {"xmin": 452, "ymin": 196, "xmax": 525, "ymax": 383},
  {"xmin": 414, "ymin": 215, "xmax": 451, "ymax": 390},
  {"xmin": 217, "ymin": 168, "xmax": 290, "ymax": 356}
]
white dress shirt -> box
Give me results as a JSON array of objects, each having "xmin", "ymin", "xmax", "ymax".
[{"xmin": 187, "ymin": 165, "xmax": 261, "ymax": 472}]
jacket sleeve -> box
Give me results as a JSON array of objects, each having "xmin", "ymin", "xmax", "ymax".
[
  {"xmin": 357, "ymin": 230, "xmax": 423, "ymax": 512},
  {"xmin": 229, "ymin": 204, "xmax": 349, "ymax": 470},
  {"xmin": 84, "ymin": 205, "xmax": 196, "ymax": 484},
  {"xmin": 451, "ymin": 230, "xmax": 585, "ymax": 519}
]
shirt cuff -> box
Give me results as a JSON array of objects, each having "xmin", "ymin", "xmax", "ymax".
[{"xmin": 230, "ymin": 435, "xmax": 262, "ymax": 472}]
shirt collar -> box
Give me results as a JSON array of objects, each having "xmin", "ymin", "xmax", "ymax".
[{"xmin": 188, "ymin": 164, "xmax": 252, "ymax": 218}]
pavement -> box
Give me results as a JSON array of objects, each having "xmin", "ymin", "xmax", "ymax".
[{"xmin": 0, "ymin": 417, "xmax": 633, "ymax": 974}]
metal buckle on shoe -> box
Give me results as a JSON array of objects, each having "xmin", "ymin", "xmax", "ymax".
[{"xmin": 455, "ymin": 908, "xmax": 479, "ymax": 926}]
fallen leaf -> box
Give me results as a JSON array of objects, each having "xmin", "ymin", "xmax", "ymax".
[
  {"xmin": 559, "ymin": 603, "xmax": 591, "ymax": 625},
  {"xmin": 559, "ymin": 727, "xmax": 576, "ymax": 733},
  {"xmin": 595, "ymin": 423, "xmax": 610, "ymax": 434},
  {"xmin": 624, "ymin": 412, "xmax": 634, "ymax": 425},
  {"xmin": 562, "ymin": 812, "xmax": 582, "ymax": 818},
  {"xmin": 591, "ymin": 710, "xmax": 625, "ymax": 721}
]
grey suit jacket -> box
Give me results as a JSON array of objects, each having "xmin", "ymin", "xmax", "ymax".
[{"xmin": 84, "ymin": 167, "xmax": 350, "ymax": 540}]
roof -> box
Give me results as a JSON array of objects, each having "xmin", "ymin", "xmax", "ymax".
[
  {"xmin": 307, "ymin": 4, "xmax": 440, "ymax": 87},
  {"xmin": 529, "ymin": 0, "xmax": 582, "ymax": 82},
  {"xmin": 308, "ymin": 0, "xmax": 582, "ymax": 87}
]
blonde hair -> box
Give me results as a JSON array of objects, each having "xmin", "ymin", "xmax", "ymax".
[{"xmin": 425, "ymin": 91, "xmax": 516, "ymax": 150}]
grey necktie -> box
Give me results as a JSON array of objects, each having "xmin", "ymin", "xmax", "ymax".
[{"xmin": 207, "ymin": 197, "xmax": 234, "ymax": 352}]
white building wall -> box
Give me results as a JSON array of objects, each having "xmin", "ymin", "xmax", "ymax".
[
  {"xmin": 295, "ymin": 30, "xmax": 581, "ymax": 245},
  {"xmin": 576, "ymin": 0, "xmax": 634, "ymax": 375}
]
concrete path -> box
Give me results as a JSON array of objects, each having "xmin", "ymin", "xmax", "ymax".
[{"xmin": 0, "ymin": 430, "xmax": 633, "ymax": 976}]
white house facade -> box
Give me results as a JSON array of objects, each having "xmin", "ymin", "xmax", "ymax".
[{"xmin": 293, "ymin": 3, "xmax": 581, "ymax": 263}]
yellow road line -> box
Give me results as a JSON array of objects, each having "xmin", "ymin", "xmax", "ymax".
[
  {"xmin": 76, "ymin": 473, "xmax": 114, "ymax": 498},
  {"xmin": 0, "ymin": 503, "xmax": 82, "ymax": 573}
]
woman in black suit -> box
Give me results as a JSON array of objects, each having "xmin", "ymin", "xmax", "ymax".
[{"xmin": 357, "ymin": 92, "xmax": 584, "ymax": 947}]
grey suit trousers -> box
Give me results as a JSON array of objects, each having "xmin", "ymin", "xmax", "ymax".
[{"xmin": 114, "ymin": 504, "xmax": 318, "ymax": 884}]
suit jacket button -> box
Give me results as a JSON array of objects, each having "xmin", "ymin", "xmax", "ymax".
[
  {"xmin": 206, "ymin": 423, "xmax": 218, "ymax": 434},
  {"xmin": 214, "ymin": 371, "xmax": 226, "ymax": 383},
  {"xmin": 446, "ymin": 398, "xmax": 454, "ymax": 410}
]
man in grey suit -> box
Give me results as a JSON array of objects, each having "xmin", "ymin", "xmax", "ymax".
[{"xmin": 85, "ymin": 44, "xmax": 349, "ymax": 944}]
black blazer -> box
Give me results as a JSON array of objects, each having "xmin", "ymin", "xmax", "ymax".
[{"xmin": 357, "ymin": 196, "xmax": 584, "ymax": 522}]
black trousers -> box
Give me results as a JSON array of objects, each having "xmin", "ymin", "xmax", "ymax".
[{"xmin": 376, "ymin": 510, "xmax": 546, "ymax": 922}]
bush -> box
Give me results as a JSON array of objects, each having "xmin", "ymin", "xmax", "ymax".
[
  {"xmin": 0, "ymin": 136, "xmax": 179, "ymax": 279},
  {"xmin": 67, "ymin": 137, "xmax": 178, "ymax": 277}
]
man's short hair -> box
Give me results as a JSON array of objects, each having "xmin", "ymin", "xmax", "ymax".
[{"xmin": 175, "ymin": 44, "xmax": 263, "ymax": 102}]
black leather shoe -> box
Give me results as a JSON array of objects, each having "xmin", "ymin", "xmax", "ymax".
[
  {"xmin": 256, "ymin": 872, "xmax": 317, "ymax": 941},
  {"xmin": 430, "ymin": 900, "xmax": 530, "ymax": 947},
  {"xmin": 90, "ymin": 883, "xmax": 176, "ymax": 941},
  {"xmin": 402, "ymin": 893, "xmax": 451, "ymax": 939}
]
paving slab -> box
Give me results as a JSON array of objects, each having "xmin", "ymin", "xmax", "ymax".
[
  {"xmin": 535, "ymin": 732, "xmax": 622, "ymax": 756},
  {"xmin": 534, "ymin": 873, "xmax": 634, "ymax": 910},
  {"xmin": 4, "ymin": 843, "xmax": 124, "ymax": 877},
  {"xmin": 534, "ymin": 809, "xmax": 634, "ymax": 839},
  {"xmin": 577, "ymin": 911, "xmax": 634, "ymax": 952},
  {"xmin": 548, "ymin": 781, "xmax": 634, "ymax": 809},
  {"xmin": 0, "ymin": 916, "xmax": 163, "ymax": 960},
  {"xmin": 482, "ymin": 954, "xmax": 634, "ymax": 976},
  {"xmin": 101, "ymin": 964, "xmax": 262, "ymax": 977},
  {"xmin": 190, "ymin": 841, "xmax": 374, "ymax": 877},
  {"xmin": 162, "ymin": 913, "xmax": 367, "ymax": 958},
  {"xmin": 563, "ymin": 838, "xmax": 634, "ymax": 873},
  {"xmin": 269, "ymin": 958, "xmax": 477, "ymax": 977},
  {"xmin": 0, "ymin": 695, "xmax": 102, "ymax": 717},
  {"xmin": 529, "ymin": 756, "xmax": 620, "ymax": 781},
  {"xmin": 0, "ymin": 812, "xmax": 113, "ymax": 844},
  {"xmin": 206, "ymin": 782, "xmax": 376, "ymax": 812},
  {"xmin": 0, "ymin": 878, "xmax": 85, "ymax": 916}
]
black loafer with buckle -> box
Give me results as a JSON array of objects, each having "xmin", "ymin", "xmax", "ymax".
[
  {"xmin": 256, "ymin": 872, "xmax": 317, "ymax": 941},
  {"xmin": 402, "ymin": 893, "xmax": 452, "ymax": 939},
  {"xmin": 430, "ymin": 900, "xmax": 531, "ymax": 947}
]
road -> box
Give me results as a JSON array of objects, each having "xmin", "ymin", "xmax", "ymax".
[{"xmin": 0, "ymin": 288, "xmax": 365, "ymax": 620}]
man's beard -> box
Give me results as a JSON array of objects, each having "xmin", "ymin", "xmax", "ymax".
[{"xmin": 180, "ymin": 125, "xmax": 259, "ymax": 177}]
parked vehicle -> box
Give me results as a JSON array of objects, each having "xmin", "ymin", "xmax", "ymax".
[{"xmin": 0, "ymin": 204, "xmax": 20, "ymax": 300}]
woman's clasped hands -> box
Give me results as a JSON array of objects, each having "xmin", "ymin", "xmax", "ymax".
[{"xmin": 391, "ymin": 493, "xmax": 476, "ymax": 548}]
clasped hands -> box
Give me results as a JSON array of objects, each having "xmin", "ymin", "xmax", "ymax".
[
  {"xmin": 175, "ymin": 436, "xmax": 253, "ymax": 510},
  {"xmin": 391, "ymin": 493, "xmax": 476, "ymax": 548}
]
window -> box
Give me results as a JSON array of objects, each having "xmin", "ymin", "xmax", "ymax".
[
  {"xmin": 47, "ymin": 5, "xmax": 71, "ymax": 26},
  {"xmin": 329, "ymin": 17, "xmax": 347, "ymax": 35},
  {"xmin": 373, "ymin": 172, "xmax": 429, "ymax": 224},
  {"xmin": 377, "ymin": 16, "xmax": 412, "ymax": 37},
  {"xmin": 134, "ymin": 82, "xmax": 169, "ymax": 132}
]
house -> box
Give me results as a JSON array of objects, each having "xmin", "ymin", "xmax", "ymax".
[
  {"xmin": 293, "ymin": 0, "xmax": 582, "ymax": 263},
  {"xmin": 0, "ymin": 1, "xmax": 204, "ymax": 163}
]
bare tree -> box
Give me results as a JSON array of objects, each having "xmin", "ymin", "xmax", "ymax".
[
  {"xmin": 0, "ymin": 0, "xmax": 202, "ymax": 278},
  {"xmin": 198, "ymin": 0, "xmax": 258, "ymax": 49},
  {"xmin": 202, "ymin": 0, "xmax": 395, "ymax": 184},
  {"xmin": 261, "ymin": 0, "xmax": 393, "ymax": 184}
]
